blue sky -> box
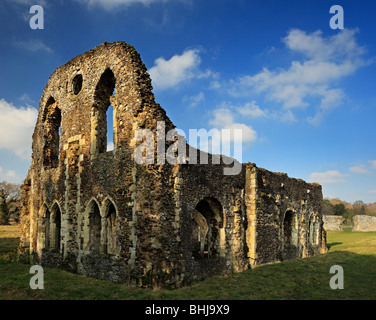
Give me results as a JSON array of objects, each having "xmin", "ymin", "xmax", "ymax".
[{"xmin": 0, "ymin": 0, "xmax": 375, "ymax": 203}]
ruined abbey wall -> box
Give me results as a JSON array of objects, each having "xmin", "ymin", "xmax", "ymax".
[
  {"xmin": 18, "ymin": 42, "xmax": 327, "ymax": 289},
  {"xmin": 352, "ymin": 215, "xmax": 376, "ymax": 232},
  {"xmin": 323, "ymin": 215, "xmax": 344, "ymax": 231}
]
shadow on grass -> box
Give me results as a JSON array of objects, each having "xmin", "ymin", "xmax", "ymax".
[
  {"xmin": 0, "ymin": 235, "xmax": 376, "ymax": 300},
  {"xmin": 0, "ymin": 237, "xmax": 19, "ymax": 260},
  {"xmin": 326, "ymin": 242, "xmax": 343, "ymax": 249}
]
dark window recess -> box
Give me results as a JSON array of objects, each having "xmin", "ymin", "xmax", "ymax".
[
  {"xmin": 72, "ymin": 74, "xmax": 83, "ymax": 95},
  {"xmin": 43, "ymin": 98, "xmax": 62, "ymax": 168}
]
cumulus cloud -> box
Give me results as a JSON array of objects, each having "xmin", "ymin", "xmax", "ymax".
[
  {"xmin": 209, "ymin": 107, "xmax": 258, "ymax": 145},
  {"xmin": 194, "ymin": 106, "xmax": 256, "ymax": 161},
  {"xmin": 237, "ymin": 100, "xmax": 268, "ymax": 118},
  {"xmin": 349, "ymin": 161, "xmax": 376, "ymax": 174},
  {"xmin": 349, "ymin": 164, "xmax": 370, "ymax": 174},
  {"xmin": 230, "ymin": 28, "xmax": 370, "ymax": 125},
  {"xmin": 369, "ymin": 160, "xmax": 376, "ymax": 169},
  {"xmin": 148, "ymin": 49, "xmax": 210, "ymax": 90},
  {"xmin": 206, "ymin": 101, "xmax": 269, "ymax": 149},
  {"xmin": 309, "ymin": 170, "xmax": 347, "ymax": 184},
  {"xmin": 0, "ymin": 99, "xmax": 38, "ymax": 160}
]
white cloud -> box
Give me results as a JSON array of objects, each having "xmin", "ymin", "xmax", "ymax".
[
  {"xmin": 237, "ymin": 101, "xmax": 267, "ymax": 118},
  {"xmin": 201, "ymin": 107, "xmax": 256, "ymax": 160},
  {"xmin": 13, "ymin": 39, "xmax": 52, "ymax": 53},
  {"xmin": 76, "ymin": 0, "xmax": 169, "ymax": 10},
  {"xmin": 309, "ymin": 170, "xmax": 347, "ymax": 184},
  {"xmin": 0, "ymin": 99, "xmax": 38, "ymax": 160},
  {"xmin": 187, "ymin": 92, "xmax": 205, "ymax": 108},
  {"xmin": 148, "ymin": 49, "xmax": 202, "ymax": 90},
  {"xmin": 0, "ymin": 166, "xmax": 21, "ymax": 184},
  {"xmin": 209, "ymin": 107, "xmax": 257, "ymax": 144},
  {"xmin": 349, "ymin": 164, "xmax": 370, "ymax": 174},
  {"xmin": 206, "ymin": 102, "xmax": 265, "ymax": 151},
  {"xmin": 369, "ymin": 160, "xmax": 376, "ymax": 169},
  {"xmin": 369, "ymin": 190, "xmax": 376, "ymax": 195},
  {"xmin": 277, "ymin": 109, "xmax": 297, "ymax": 123},
  {"xmin": 230, "ymin": 28, "xmax": 370, "ymax": 125},
  {"xmin": 209, "ymin": 108, "xmax": 234, "ymax": 128}
]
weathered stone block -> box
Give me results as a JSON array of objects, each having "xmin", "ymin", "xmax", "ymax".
[
  {"xmin": 323, "ymin": 215, "xmax": 344, "ymax": 231},
  {"xmin": 353, "ymin": 215, "xmax": 376, "ymax": 232}
]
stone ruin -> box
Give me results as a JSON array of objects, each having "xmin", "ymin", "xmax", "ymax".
[
  {"xmin": 18, "ymin": 42, "xmax": 328, "ymax": 288},
  {"xmin": 323, "ymin": 215, "xmax": 344, "ymax": 231},
  {"xmin": 352, "ymin": 215, "xmax": 376, "ymax": 232}
]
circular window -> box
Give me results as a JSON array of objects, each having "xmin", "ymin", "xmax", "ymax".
[{"xmin": 72, "ymin": 74, "xmax": 83, "ymax": 95}]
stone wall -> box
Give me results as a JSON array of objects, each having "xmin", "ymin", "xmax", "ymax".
[
  {"xmin": 352, "ymin": 215, "xmax": 376, "ymax": 232},
  {"xmin": 246, "ymin": 165, "xmax": 327, "ymax": 265},
  {"xmin": 323, "ymin": 215, "xmax": 344, "ymax": 231},
  {"xmin": 18, "ymin": 41, "xmax": 327, "ymax": 289}
]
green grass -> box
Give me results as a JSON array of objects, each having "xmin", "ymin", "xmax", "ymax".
[{"xmin": 0, "ymin": 225, "xmax": 375, "ymax": 300}]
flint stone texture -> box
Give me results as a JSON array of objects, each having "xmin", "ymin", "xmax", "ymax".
[
  {"xmin": 353, "ymin": 215, "xmax": 376, "ymax": 232},
  {"xmin": 323, "ymin": 215, "xmax": 344, "ymax": 231},
  {"xmin": 18, "ymin": 42, "xmax": 327, "ymax": 289}
]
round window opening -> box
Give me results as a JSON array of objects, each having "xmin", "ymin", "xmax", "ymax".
[{"xmin": 72, "ymin": 74, "xmax": 83, "ymax": 95}]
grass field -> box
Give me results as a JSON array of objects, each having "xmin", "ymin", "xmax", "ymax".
[{"xmin": 0, "ymin": 225, "xmax": 375, "ymax": 300}]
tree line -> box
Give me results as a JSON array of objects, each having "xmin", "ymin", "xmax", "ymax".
[{"xmin": 322, "ymin": 198, "xmax": 376, "ymax": 221}]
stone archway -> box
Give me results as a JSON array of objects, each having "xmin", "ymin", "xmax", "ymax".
[
  {"xmin": 103, "ymin": 199, "xmax": 118, "ymax": 255},
  {"xmin": 86, "ymin": 200, "xmax": 101, "ymax": 254},
  {"xmin": 192, "ymin": 197, "xmax": 224, "ymax": 259},
  {"xmin": 283, "ymin": 209, "xmax": 298, "ymax": 259}
]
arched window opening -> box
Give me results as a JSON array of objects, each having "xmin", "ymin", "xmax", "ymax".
[
  {"xmin": 192, "ymin": 210, "xmax": 208, "ymax": 258},
  {"xmin": 284, "ymin": 210, "xmax": 297, "ymax": 247},
  {"xmin": 106, "ymin": 105, "xmax": 114, "ymax": 152},
  {"xmin": 308, "ymin": 215, "xmax": 318, "ymax": 245},
  {"xmin": 105, "ymin": 201, "xmax": 117, "ymax": 254},
  {"xmin": 91, "ymin": 68, "xmax": 116, "ymax": 156},
  {"xmin": 72, "ymin": 74, "xmax": 83, "ymax": 95},
  {"xmin": 51, "ymin": 204, "xmax": 61, "ymax": 251},
  {"xmin": 45, "ymin": 208, "xmax": 51, "ymax": 249},
  {"xmin": 43, "ymin": 97, "xmax": 62, "ymax": 168},
  {"xmin": 88, "ymin": 201, "xmax": 101, "ymax": 254},
  {"xmin": 192, "ymin": 198, "xmax": 224, "ymax": 259}
]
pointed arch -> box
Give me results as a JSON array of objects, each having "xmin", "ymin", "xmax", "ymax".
[
  {"xmin": 283, "ymin": 209, "xmax": 298, "ymax": 247},
  {"xmin": 91, "ymin": 68, "xmax": 116, "ymax": 156},
  {"xmin": 85, "ymin": 199, "xmax": 102, "ymax": 254},
  {"xmin": 308, "ymin": 213, "xmax": 319, "ymax": 245},
  {"xmin": 102, "ymin": 197, "xmax": 118, "ymax": 255},
  {"xmin": 50, "ymin": 201, "xmax": 62, "ymax": 251},
  {"xmin": 42, "ymin": 203, "xmax": 51, "ymax": 249},
  {"xmin": 192, "ymin": 197, "xmax": 225, "ymax": 258},
  {"xmin": 43, "ymin": 96, "xmax": 62, "ymax": 168}
]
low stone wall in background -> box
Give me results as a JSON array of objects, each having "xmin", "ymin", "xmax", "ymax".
[
  {"xmin": 352, "ymin": 215, "xmax": 376, "ymax": 232},
  {"xmin": 323, "ymin": 215, "xmax": 344, "ymax": 231}
]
